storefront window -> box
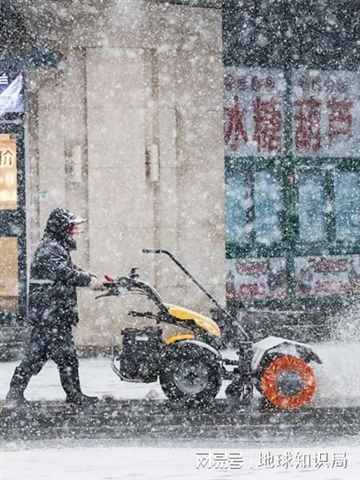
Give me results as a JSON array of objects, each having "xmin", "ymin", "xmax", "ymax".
[
  {"xmin": 298, "ymin": 174, "xmax": 326, "ymax": 242},
  {"xmin": 0, "ymin": 134, "xmax": 17, "ymax": 210},
  {"xmin": 225, "ymin": 175, "xmax": 251, "ymax": 243},
  {"xmin": 254, "ymin": 171, "xmax": 282, "ymax": 245},
  {"xmin": 0, "ymin": 237, "xmax": 18, "ymax": 312},
  {"xmin": 335, "ymin": 172, "xmax": 360, "ymax": 241}
]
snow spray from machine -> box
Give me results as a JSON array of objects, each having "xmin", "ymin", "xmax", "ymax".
[{"xmin": 312, "ymin": 303, "xmax": 360, "ymax": 407}]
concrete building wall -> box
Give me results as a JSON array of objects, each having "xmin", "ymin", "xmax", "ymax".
[{"xmin": 25, "ymin": 1, "xmax": 224, "ymax": 347}]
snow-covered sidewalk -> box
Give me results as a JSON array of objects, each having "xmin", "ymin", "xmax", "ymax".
[
  {"xmin": 0, "ymin": 357, "xmax": 166, "ymax": 402},
  {"xmin": 2, "ymin": 349, "xmax": 360, "ymax": 480},
  {"xmin": 2, "ymin": 341, "xmax": 360, "ymax": 405},
  {"xmin": 1, "ymin": 442, "xmax": 360, "ymax": 480}
]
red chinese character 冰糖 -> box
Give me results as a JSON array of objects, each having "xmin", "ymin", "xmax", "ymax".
[
  {"xmin": 224, "ymin": 95, "xmax": 248, "ymax": 150},
  {"xmin": 294, "ymin": 98, "xmax": 321, "ymax": 152},
  {"xmin": 327, "ymin": 97, "xmax": 352, "ymax": 144},
  {"xmin": 252, "ymin": 97, "xmax": 282, "ymax": 153}
]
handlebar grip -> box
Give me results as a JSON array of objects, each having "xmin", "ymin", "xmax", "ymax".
[{"xmin": 128, "ymin": 310, "xmax": 153, "ymax": 318}]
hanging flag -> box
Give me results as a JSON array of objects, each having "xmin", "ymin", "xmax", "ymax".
[{"xmin": 0, "ymin": 74, "xmax": 24, "ymax": 116}]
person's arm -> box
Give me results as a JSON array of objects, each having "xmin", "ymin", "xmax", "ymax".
[
  {"xmin": 45, "ymin": 243, "xmax": 92, "ymax": 287},
  {"xmin": 73, "ymin": 264, "xmax": 106, "ymax": 290}
]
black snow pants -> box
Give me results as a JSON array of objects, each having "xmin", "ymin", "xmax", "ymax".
[{"xmin": 9, "ymin": 325, "xmax": 82, "ymax": 400}]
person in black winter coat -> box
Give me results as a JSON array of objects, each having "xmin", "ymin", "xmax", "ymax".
[{"xmin": 6, "ymin": 208, "xmax": 105, "ymax": 406}]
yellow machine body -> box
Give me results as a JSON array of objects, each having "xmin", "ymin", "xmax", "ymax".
[
  {"xmin": 163, "ymin": 333, "xmax": 195, "ymax": 345},
  {"xmin": 164, "ymin": 303, "xmax": 221, "ymax": 337}
]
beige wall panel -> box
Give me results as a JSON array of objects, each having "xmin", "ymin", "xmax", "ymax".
[
  {"xmin": 158, "ymin": 167, "xmax": 178, "ymax": 229},
  {"xmin": 154, "ymin": 12, "xmax": 224, "ymax": 310},
  {"xmin": 62, "ymin": 52, "xmax": 87, "ymax": 146},
  {"xmin": 87, "ymin": 48, "xmax": 146, "ymax": 112},
  {"xmin": 157, "ymin": 49, "xmax": 178, "ymax": 233},
  {"xmin": 69, "ymin": 1, "xmax": 153, "ymax": 50},
  {"xmin": 87, "ymin": 225, "xmax": 155, "ymax": 275},
  {"xmin": 37, "ymin": 79, "xmax": 66, "ymax": 230},
  {"xmin": 174, "ymin": 17, "xmax": 224, "ymax": 241},
  {"xmin": 147, "ymin": 4, "xmax": 185, "ymax": 48},
  {"xmin": 177, "ymin": 169, "xmax": 224, "ymax": 228},
  {"xmin": 88, "ymin": 168, "xmax": 152, "ymax": 230},
  {"xmin": 177, "ymin": 110, "xmax": 224, "ymax": 173},
  {"xmin": 181, "ymin": 8, "xmax": 223, "ymax": 52},
  {"xmin": 76, "ymin": 226, "xmax": 156, "ymax": 345},
  {"xmin": 61, "ymin": 50, "xmax": 89, "ymax": 267},
  {"xmin": 174, "ymin": 42, "xmax": 225, "ymax": 305},
  {"xmin": 24, "ymin": 1, "xmax": 224, "ymax": 347},
  {"xmin": 176, "ymin": 169, "xmax": 225, "ymax": 297},
  {"xmin": 86, "ymin": 47, "xmax": 154, "ymax": 275},
  {"xmin": 175, "ymin": 53, "xmax": 223, "ymax": 113}
]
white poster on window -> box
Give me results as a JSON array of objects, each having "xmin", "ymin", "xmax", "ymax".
[
  {"xmin": 292, "ymin": 69, "xmax": 360, "ymax": 157},
  {"xmin": 224, "ymin": 68, "xmax": 286, "ymax": 157},
  {"xmin": 295, "ymin": 255, "xmax": 360, "ymax": 297},
  {"xmin": 226, "ymin": 257, "xmax": 287, "ymax": 301}
]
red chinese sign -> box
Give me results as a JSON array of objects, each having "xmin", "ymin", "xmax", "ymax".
[
  {"xmin": 225, "ymin": 68, "xmax": 359, "ymax": 158},
  {"xmin": 224, "ymin": 68, "xmax": 285, "ymax": 156},
  {"xmin": 226, "ymin": 258, "xmax": 287, "ymax": 301},
  {"xmin": 295, "ymin": 255, "xmax": 360, "ymax": 297},
  {"xmin": 292, "ymin": 70, "xmax": 358, "ymax": 157},
  {"xmin": 294, "ymin": 98, "xmax": 321, "ymax": 152}
]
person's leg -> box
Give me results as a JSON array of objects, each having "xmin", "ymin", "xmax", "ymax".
[
  {"xmin": 6, "ymin": 329, "xmax": 47, "ymax": 404},
  {"xmin": 51, "ymin": 328, "xmax": 98, "ymax": 405}
]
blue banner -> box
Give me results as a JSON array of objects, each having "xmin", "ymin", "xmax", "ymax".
[{"xmin": 0, "ymin": 74, "xmax": 24, "ymax": 116}]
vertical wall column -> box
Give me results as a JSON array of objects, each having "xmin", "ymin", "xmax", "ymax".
[
  {"xmin": 75, "ymin": 47, "xmax": 156, "ymax": 345},
  {"xmin": 155, "ymin": 48, "xmax": 179, "ymax": 288},
  {"xmin": 61, "ymin": 49, "xmax": 89, "ymax": 268},
  {"xmin": 86, "ymin": 47, "xmax": 154, "ymax": 274},
  {"xmin": 37, "ymin": 73, "xmax": 66, "ymax": 230},
  {"xmin": 29, "ymin": 55, "xmax": 89, "ymax": 264},
  {"xmin": 163, "ymin": 9, "xmax": 225, "ymax": 312}
]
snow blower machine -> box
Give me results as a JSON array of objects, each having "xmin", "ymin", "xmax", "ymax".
[{"xmin": 98, "ymin": 249, "xmax": 322, "ymax": 410}]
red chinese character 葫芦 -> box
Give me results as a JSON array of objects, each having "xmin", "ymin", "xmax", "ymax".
[
  {"xmin": 327, "ymin": 98, "xmax": 353, "ymax": 144},
  {"xmin": 294, "ymin": 98, "xmax": 321, "ymax": 152},
  {"xmin": 252, "ymin": 97, "xmax": 282, "ymax": 153},
  {"xmin": 224, "ymin": 95, "xmax": 248, "ymax": 150}
]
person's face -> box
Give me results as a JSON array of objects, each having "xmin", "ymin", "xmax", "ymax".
[{"xmin": 67, "ymin": 223, "xmax": 82, "ymax": 237}]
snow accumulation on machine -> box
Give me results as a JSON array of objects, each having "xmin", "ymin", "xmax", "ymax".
[{"xmin": 100, "ymin": 249, "xmax": 322, "ymax": 411}]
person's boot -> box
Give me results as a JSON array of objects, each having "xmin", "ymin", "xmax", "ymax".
[
  {"xmin": 66, "ymin": 393, "xmax": 99, "ymax": 406},
  {"xmin": 5, "ymin": 367, "xmax": 31, "ymax": 408},
  {"xmin": 59, "ymin": 363, "xmax": 99, "ymax": 406}
]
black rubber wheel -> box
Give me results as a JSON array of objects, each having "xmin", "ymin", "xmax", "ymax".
[{"xmin": 159, "ymin": 342, "xmax": 221, "ymax": 406}]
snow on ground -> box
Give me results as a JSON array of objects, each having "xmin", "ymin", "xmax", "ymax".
[
  {"xmin": 1, "ymin": 343, "xmax": 360, "ymax": 479},
  {"xmin": 0, "ymin": 357, "xmax": 162, "ymax": 402},
  {"xmin": 1, "ymin": 341, "xmax": 360, "ymax": 405},
  {"xmin": 1, "ymin": 442, "xmax": 360, "ymax": 480}
]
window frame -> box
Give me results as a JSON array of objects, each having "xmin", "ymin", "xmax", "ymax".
[
  {"xmin": 0, "ymin": 115, "xmax": 26, "ymax": 323},
  {"xmin": 225, "ymin": 70, "xmax": 360, "ymax": 312},
  {"xmin": 225, "ymin": 156, "xmax": 287, "ymax": 259}
]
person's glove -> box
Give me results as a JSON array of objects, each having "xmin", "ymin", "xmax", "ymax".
[{"xmin": 89, "ymin": 276, "xmax": 107, "ymax": 291}]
